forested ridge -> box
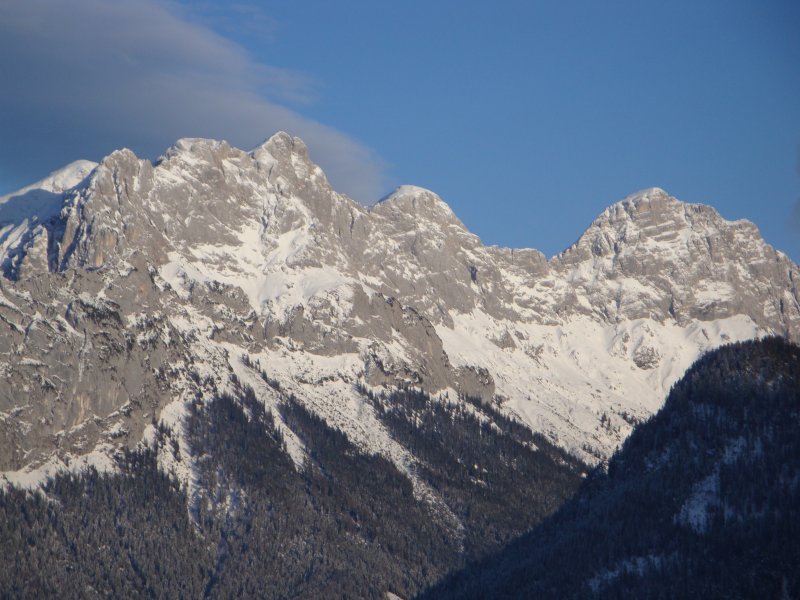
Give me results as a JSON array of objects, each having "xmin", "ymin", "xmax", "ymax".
[{"xmin": 0, "ymin": 382, "xmax": 584, "ymax": 598}]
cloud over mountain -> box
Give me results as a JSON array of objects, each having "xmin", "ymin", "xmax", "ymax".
[{"xmin": 0, "ymin": 0, "xmax": 387, "ymax": 202}]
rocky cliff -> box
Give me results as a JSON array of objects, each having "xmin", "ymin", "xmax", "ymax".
[{"xmin": 1, "ymin": 133, "xmax": 797, "ymax": 488}]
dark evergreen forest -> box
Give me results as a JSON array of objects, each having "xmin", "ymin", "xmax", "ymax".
[
  {"xmin": 0, "ymin": 378, "xmax": 584, "ymax": 598},
  {"xmin": 420, "ymin": 337, "xmax": 800, "ymax": 599},
  {"xmin": 7, "ymin": 338, "xmax": 795, "ymax": 599}
]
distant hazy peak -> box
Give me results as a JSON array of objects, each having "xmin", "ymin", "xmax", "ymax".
[{"xmin": 0, "ymin": 159, "xmax": 98, "ymax": 205}]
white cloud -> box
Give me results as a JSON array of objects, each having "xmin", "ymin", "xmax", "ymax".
[{"xmin": 0, "ymin": 0, "xmax": 387, "ymax": 202}]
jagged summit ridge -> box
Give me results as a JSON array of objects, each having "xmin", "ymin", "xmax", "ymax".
[
  {"xmin": 0, "ymin": 133, "xmax": 798, "ymax": 488},
  {"xmin": 554, "ymin": 185, "xmax": 792, "ymax": 328}
]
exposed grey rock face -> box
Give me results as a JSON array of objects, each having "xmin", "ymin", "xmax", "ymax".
[
  {"xmin": 0, "ymin": 133, "xmax": 797, "ymax": 483},
  {"xmin": 552, "ymin": 189, "xmax": 799, "ymax": 333}
]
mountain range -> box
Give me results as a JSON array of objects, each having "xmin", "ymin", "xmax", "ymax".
[
  {"xmin": 0, "ymin": 132, "xmax": 798, "ymax": 597},
  {"xmin": 1, "ymin": 132, "xmax": 797, "ymax": 480}
]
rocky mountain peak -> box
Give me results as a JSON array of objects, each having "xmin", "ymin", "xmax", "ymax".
[
  {"xmin": 0, "ymin": 160, "xmax": 97, "ymax": 223},
  {"xmin": 254, "ymin": 130, "xmax": 309, "ymax": 160},
  {"xmin": 0, "ymin": 159, "xmax": 99, "ymax": 278},
  {"xmin": 547, "ymin": 187, "xmax": 798, "ymax": 335},
  {"xmin": 251, "ymin": 131, "xmax": 326, "ymax": 188},
  {"xmin": 372, "ymin": 185, "xmax": 464, "ymax": 230},
  {"xmin": 0, "ymin": 132, "xmax": 798, "ymax": 486},
  {"xmin": 154, "ymin": 138, "xmax": 242, "ymax": 180},
  {"xmin": 554, "ymin": 186, "xmax": 771, "ymax": 283},
  {"xmin": 578, "ymin": 187, "xmax": 763, "ymax": 257},
  {"xmin": 24, "ymin": 159, "xmax": 98, "ymax": 197}
]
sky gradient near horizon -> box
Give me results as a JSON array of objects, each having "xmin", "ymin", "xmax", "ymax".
[{"xmin": 1, "ymin": 0, "xmax": 798, "ymax": 260}]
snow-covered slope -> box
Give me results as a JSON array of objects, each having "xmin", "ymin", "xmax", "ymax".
[
  {"xmin": 0, "ymin": 160, "xmax": 97, "ymax": 278},
  {"xmin": 0, "ymin": 133, "xmax": 797, "ymax": 491}
]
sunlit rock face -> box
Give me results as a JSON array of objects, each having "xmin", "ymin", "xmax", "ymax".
[{"xmin": 0, "ymin": 133, "xmax": 798, "ymax": 486}]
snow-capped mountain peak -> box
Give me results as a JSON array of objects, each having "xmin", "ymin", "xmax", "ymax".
[
  {"xmin": 0, "ymin": 133, "xmax": 797, "ymax": 492},
  {"xmin": 373, "ymin": 185, "xmax": 464, "ymax": 229},
  {"xmin": 0, "ymin": 159, "xmax": 98, "ymax": 278},
  {"xmin": 0, "ymin": 159, "xmax": 97, "ymax": 221},
  {"xmin": 0, "ymin": 159, "xmax": 98, "ymax": 203}
]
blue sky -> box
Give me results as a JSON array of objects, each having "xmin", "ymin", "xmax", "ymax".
[{"xmin": 2, "ymin": 0, "xmax": 798, "ymax": 260}]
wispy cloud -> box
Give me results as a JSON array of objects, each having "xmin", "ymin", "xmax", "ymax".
[
  {"xmin": 792, "ymin": 146, "xmax": 800, "ymax": 234},
  {"xmin": 0, "ymin": 0, "xmax": 387, "ymax": 202},
  {"xmin": 182, "ymin": 1, "xmax": 281, "ymax": 42}
]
